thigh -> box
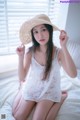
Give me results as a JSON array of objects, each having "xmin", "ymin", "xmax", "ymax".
[
  {"xmin": 13, "ymin": 92, "xmax": 36, "ymax": 120},
  {"xmin": 12, "ymin": 89, "xmax": 22, "ymax": 113},
  {"xmin": 32, "ymin": 100, "xmax": 54, "ymax": 120}
]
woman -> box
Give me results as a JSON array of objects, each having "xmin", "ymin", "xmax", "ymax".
[{"xmin": 12, "ymin": 14, "xmax": 77, "ymax": 120}]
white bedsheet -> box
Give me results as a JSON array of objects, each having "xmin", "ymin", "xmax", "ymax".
[{"xmin": 0, "ymin": 75, "xmax": 80, "ymax": 120}]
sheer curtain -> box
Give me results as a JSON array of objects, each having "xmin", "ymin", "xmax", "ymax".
[{"xmin": 0, "ymin": 0, "xmax": 60, "ymax": 55}]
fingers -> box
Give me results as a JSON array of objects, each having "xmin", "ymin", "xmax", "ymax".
[
  {"xmin": 16, "ymin": 44, "xmax": 25, "ymax": 55},
  {"xmin": 62, "ymin": 91, "xmax": 67, "ymax": 94},
  {"xmin": 59, "ymin": 30, "xmax": 69, "ymax": 41},
  {"xmin": 21, "ymin": 43, "xmax": 25, "ymax": 47},
  {"xmin": 17, "ymin": 44, "xmax": 25, "ymax": 50},
  {"xmin": 60, "ymin": 30, "xmax": 66, "ymax": 34}
]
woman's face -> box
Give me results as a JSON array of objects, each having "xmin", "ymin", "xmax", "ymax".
[{"xmin": 32, "ymin": 24, "xmax": 49, "ymax": 45}]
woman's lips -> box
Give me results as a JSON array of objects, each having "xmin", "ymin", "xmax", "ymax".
[{"xmin": 39, "ymin": 39, "xmax": 45, "ymax": 42}]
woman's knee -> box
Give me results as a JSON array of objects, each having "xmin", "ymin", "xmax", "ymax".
[
  {"xmin": 13, "ymin": 112, "xmax": 27, "ymax": 120},
  {"xmin": 32, "ymin": 115, "xmax": 45, "ymax": 120}
]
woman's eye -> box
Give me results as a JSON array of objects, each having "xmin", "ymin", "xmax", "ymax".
[
  {"xmin": 42, "ymin": 29, "xmax": 46, "ymax": 31},
  {"xmin": 33, "ymin": 31, "xmax": 38, "ymax": 34}
]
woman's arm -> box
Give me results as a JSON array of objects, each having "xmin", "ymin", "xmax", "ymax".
[
  {"xmin": 16, "ymin": 45, "xmax": 32, "ymax": 82},
  {"xmin": 58, "ymin": 30, "xmax": 77, "ymax": 78}
]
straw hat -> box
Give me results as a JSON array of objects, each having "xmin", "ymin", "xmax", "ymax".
[{"xmin": 19, "ymin": 14, "xmax": 60, "ymax": 44}]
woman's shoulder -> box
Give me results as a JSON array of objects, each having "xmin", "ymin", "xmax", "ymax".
[
  {"xmin": 25, "ymin": 46, "xmax": 33, "ymax": 59},
  {"xmin": 54, "ymin": 46, "xmax": 60, "ymax": 51},
  {"xmin": 56, "ymin": 47, "xmax": 62, "ymax": 63},
  {"xmin": 53, "ymin": 46, "xmax": 62, "ymax": 61},
  {"xmin": 52, "ymin": 46, "xmax": 60, "ymax": 56}
]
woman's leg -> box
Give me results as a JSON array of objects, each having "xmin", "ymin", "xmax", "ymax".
[
  {"xmin": 46, "ymin": 91, "xmax": 67, "ymax": 120},
  {"xmin": 32, "ymin": 100, "xmax": 54, "ymax": 120},
  {"xmin": 12, "ymin": 89, "xmax": 36, "ymax": 120},
  {"xmin": 12, "ymin": 89, "xmax": 22, "ymax": 114}
]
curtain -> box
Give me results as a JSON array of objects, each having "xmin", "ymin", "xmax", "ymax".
[{"xmin": 0, "ymin": 0, "xmax": 60, "ymax": 55}]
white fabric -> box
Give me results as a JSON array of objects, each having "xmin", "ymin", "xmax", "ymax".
[
  {"xmin": 67, "ymin": 41, "xmax": 80, "ymax": 71},
  {"xmin": 0, "ymin": 76, "xmax": 80, "ymax": 120},
  {"xmin": 0, "ymin": 41, "xmax": 80, "ymax": 120},
  {"xmin": 22, "ymin": 48, "xmax": 61, "ymax": 102},
  {"xmin": 0, "ymin": 77, "xmax": 19, "ymax": 120},
  {"xmin": 61, "ymin": 41, "xmax": 80, "ymax": 79},
  {"xmin": 28, "ymin": 76, "xmax": 80, "ymax": 120}
]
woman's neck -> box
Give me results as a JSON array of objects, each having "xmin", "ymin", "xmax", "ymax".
[{"xmin": 39, "ymin": 45, "xmax": 47, "ymax": 54}]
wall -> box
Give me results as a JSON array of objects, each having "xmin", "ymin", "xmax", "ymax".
[
  {"xmin": 53, "ymin": 2, "xmax": 69, "ymax": 47},
  {"xmin": 65, "ymin": 3, "xmax": 80, "ymax": 42}
]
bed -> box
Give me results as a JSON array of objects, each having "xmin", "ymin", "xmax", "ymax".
[{"xmin": 0, "ymin": 41, "xmax": 80, "ymax": 120}]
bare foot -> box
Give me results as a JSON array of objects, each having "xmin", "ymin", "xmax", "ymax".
[{"xmin": 61, "ymin": 91, "xmax": 68, "ymax": 105}]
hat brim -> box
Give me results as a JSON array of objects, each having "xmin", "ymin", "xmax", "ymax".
[{"xmin": 19, "ymin": 18, "xmax": 60, "ymax": 44}]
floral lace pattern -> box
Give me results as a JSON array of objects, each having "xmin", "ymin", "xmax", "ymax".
[{"xmin": 22, "ymin": 48, "xmax": 61, "ymax": 102}]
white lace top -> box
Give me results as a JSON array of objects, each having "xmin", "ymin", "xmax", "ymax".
[{"xmin": 22, "ymin": 48, "xmax": 61, "ymax": 102}]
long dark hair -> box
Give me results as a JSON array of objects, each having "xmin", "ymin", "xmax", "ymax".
[{"xmin": 31, "ymin": 24, "xmax": 53, "ymax": 80}]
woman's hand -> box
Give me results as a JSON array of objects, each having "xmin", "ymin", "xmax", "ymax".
[
  {"xmin": 59, "ymin": 30, "xmax": 68, "ymax": 48},
  {"xmin": 16, "ymin": 44, "xmax": 25, "ymax": 57},
  {"xmin": 19, "ymin": 80, "xmax": 25, "ymax": 90}
]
